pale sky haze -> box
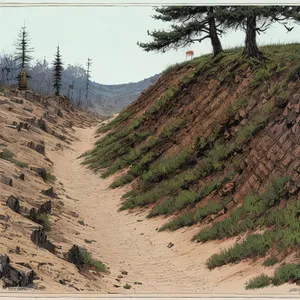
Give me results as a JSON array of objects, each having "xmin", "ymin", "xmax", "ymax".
[{"xmin": 0, "ymin": 4, "xmax": 300, "ymax": 84}]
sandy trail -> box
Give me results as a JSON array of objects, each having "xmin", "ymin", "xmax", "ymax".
[{"xmin": 48, "ymin": 125, "xmax": 297, "ymax": 295}]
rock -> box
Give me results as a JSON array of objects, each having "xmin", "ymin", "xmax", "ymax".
[
  {"xmin": 57, "ymin": 109, "xmax": 63, "ymax": 118},
  {"xmin": 37, "ymin": 201, "xmax": 52, "ymax": 215},
  {"xmin": 30, "ymin": 167, "xmax": 47, "ymax": 181},
  {"xmin": 41, "ymin": 187, "xmax": 57, "ymax": 198},
  {"xmin": 0, "ymin": 255, "xmax": 10, "ymax": 278},
  {"xmin": 84, "ymin": 239, "xmax": 93, "ymax": 244},
  {"xmin": 78, "ymin": 220, "xmax": 85, "ymax": 226},
  {"xmin": 23, "ymin": 107, "xmax": 33, "ymax": 113},
  {"xmin": 23, "ymin": 123, "xmax": 30, "ymax": 130},
  {"xmin": 30, "ymin": 229, "xmax": 55, "ymax": 254},
  {"xmin": 0, "ymin": 175, "xmax": 13, "ymax": 187},
  {"xmin": 19, "ymin": 174, "xmax": 25, "ymax": 180},
  {"xmin": 35, "ymin": 144, "xmax": 45, "ymax": 155},
  {"xmin": 0, "ymin": 255, "xmax": 34, "ymax": 287},
  {"xmin": 167, "ymin": 242, "xmax": 174, "ymax": 248},
  {"xmin": 6, "ymin": 195, "xmax": 20, "ymax": 213},
  {"xmin": 37, "ymin": 118, "xmax": 47, "ymax": 132},
  {"xmin": 59, "ymin": 279, "xmax": 67, "ymax": 285},
  {"xmin": 121, "ymin": 270, "xmax": 128, "ymax": 275},
  {"xmin": 221, "ymin": 182, "xmax": 235, "ymax": 196},
  {"xmin": 27, "ymin": 141, "xmax": 36, "ymax": 150}
]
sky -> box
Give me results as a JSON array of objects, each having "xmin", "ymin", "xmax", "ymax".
[{"xmin": 0, "ymin": 2, "xmax": 300, "ymax": 84}]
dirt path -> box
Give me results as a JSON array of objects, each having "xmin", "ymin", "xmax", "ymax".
[{"xmin": 48, "ymin": 126, "xmax": 296, "ymax": 295}]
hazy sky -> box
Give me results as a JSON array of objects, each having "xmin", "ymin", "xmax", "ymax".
[{"xmin": 0, "ymin": 3, "xmax": 300, "ymax": 84}]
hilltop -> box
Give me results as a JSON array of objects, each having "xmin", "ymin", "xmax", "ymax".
[{"xmin": 83, "ymin": 43, "xmax": 300, "ymax": 290}]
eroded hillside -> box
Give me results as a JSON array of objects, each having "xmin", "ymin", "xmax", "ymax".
[
  {"xmin": 84, "ymin": 44, "xmax": 300, "ymax": 289},
  {"xmin": 0, "ymin": 87, "xmax": 111, "ymax": 291}
]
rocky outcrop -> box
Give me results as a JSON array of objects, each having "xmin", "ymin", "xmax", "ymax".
[
  {"xmin": 30, "ymin": 229, "xmax": 55, "ymax": 254},
  {"xmin": 6, "ymin": 195, "xmax": 20, "ymax": 213},
  {"xmin": 0, "ymin": 175, "xmax": 13, "ymax": 187},
  {"xmin": 0, "ymin": 255, "xmax": 34, "ymax": 288}
]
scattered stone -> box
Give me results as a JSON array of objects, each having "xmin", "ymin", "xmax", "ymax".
[
  {"xmin": 117, "ymin": 275, "xmax": 123, "ymax": 279},
  {"xmin": 0, "ymin": 175, "xmax": 13, "ymax": 187},
  {"xmin": 27, "ymin": 141, "xmax": 36, "ymax": 150},
  {"xmin": 37, "ymin": 118, "xmax": 47, "ymax": 132},
  {"xmin": 59, "ymin": 279, "xmax": 67, "ymax": 285},
  {"xmin": 35, "ymin": 167, "xmax": 47, "ymax": 181},
  {"xmin": 134, "ymin": 281, "xmax": 142, "ymax": 285},
  {"xmin": 57, "ymin": 109, "xmax": 63, "ymax": 118},
  {"xmin": 6, "ymin": 195, "xmax": 20, "ymax": 213},
  {"xmin": 121, "ymin": 270, "xmax": 128, "ymax": 275},
  {"xmin": 167, "ymin": 242, "xmax": 174, "ymax": 249},
  {"xmin": 35, "ymin": 144, "xmax": 45, "ymax": 155},
  {"xmin": 78, "ymin": 220, "xmax": 85, "ymax": 226},
  {"xmin": 37, "ymin": 200, "xmax": 52, "ymax": 215},
  {"xmin": 31, "ymin": 228, "xmax": 55, "ymax": 254},
  {"xmin": 23, "ymin": 107, "xmax": 33, "ymax": 113},
  {"xmin": 19, "ymin": 173, "xmax": 25, "ymax": 180},
  {"xmin": 0, "ymin": 254, "xmax": 34, "ymax": 288},
  {"xmin": 41, "ymin": 187, "xmax": 57, "ymax": 198},
  {"xmin": 113, "ymin": 284, "xmax": 121, "ymax": 288},
  {"xmin": 84, "ymin": 239, "xmax": 93, "ymax": 244}
]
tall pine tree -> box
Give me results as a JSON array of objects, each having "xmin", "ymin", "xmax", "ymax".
[
  {"xmin": 14, "ymin": 24, "xmax": 34, "ymax": 89},
  {"xmin": 138, "ymin": 6, "xmax": 225, "ymax": 57},
  {"xmin": 53, "ymin": 46, "xmax": 63, "ymax": 96},
  {"xmin": 216, "ymin": 6, "xmax": 300, "ymax": 59}
]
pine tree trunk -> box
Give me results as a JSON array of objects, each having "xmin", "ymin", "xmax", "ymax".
[
  {"xmin": 207, "ymin": 7, "xmax": 223, "ymax": 56},
  {"xmin": 244, "ymin": 15, "xmax": 262, "ymax": 59}
]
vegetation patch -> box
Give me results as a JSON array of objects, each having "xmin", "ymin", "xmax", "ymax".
[{"xmin": 78, "ymin": 247, "xmax": 107, "ymax": 272}]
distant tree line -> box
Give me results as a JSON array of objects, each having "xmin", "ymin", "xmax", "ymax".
[
  {"xmin": 138, "ymin": 6, "xmax": 300, "ymax": 59},
  {"xmin": 0, "ymin": 24, "xmax": 92, "ymax": 108}
]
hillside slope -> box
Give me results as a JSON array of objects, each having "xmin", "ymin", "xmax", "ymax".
[
  {"xmin": 84, "ymin": 44, "xmax": 300, "ymax": 289},
  {"xmin": 0, "ymin": 87, "xmax": 111, "ymax": 291}
]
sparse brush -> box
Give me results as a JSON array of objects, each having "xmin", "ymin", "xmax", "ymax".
[
  {"xmin": 78, "ymin": 247, "xmax": 107, "ymax": 272},
  {"xmin": 263, "ymin": 256, "xmax": 279, "ymax": 267},
  {"xmin": 245, "ymin": 274, "xmax": 271, "ymax": 289}
]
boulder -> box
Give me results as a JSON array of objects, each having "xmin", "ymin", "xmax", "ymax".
[
  {"xmin": 42, "ymin": 187, "xmax": 57, "ymax": 198},
  {"xmin": 30, "ymin": 229, "xmax": 55, "ymax": 254},
  {"xmin": 37, "ymin": 201, "xmax": 52, "ymax": 215},
  {"xmin": 6, "ymin": 196, "xmax": 20, "ymax": 213},
  {"xmin": 35, "ymin": 144, "xmax": 45, "ymax": 155},
  {"xmin": 0, "ymin": 175, "xmax": 13, "ymax": 187},
  {"xmin": 19, "ymin": 174, "xmax": 25, "ymax": 180},
  {"xmin": 0, "ymin": 255, "xmax": 34, "ymax": 288}
]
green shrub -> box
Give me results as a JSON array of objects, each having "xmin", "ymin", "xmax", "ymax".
[
  {"xmin": 245, "ymin": 274, "xmax": 271, "ymax": 289},
  {"xmin": 78, "ymin": 247, "xmax": 107, "ymax": 272},
  {"xmin": 0, "ymin": 148, "xmax": 14, "ymax": 160},
  {"xmin": 46, "ymin": 172, "xmax": 57, "ymax": 182},
  {"xmin": 206, "ymin": 232, "xmax": 276, "ymax": 270},
  {"xmin": 36, "ymin": 213, "xmax": 51, "ymax": 231},
  {"xmin": 226, "ymin": 97, "xmax": 248, "ymax": 118},
  {"xmin": 13, "ymin": 159, "xmax": 29, "ymax": 168},
  {"xmin": 263, "ymin": 256, "xmax": 279, "ymax": 267},
  {"xmin": 275, "ymin": 91, "xmax": 290, "ymax": 108},
  {"xmin": 123, "ymin": 283, "xmax": 132, "ymax": 289},
  {"xmin": 0, "ymin": 148, "xmax": 28, "ymax": 168},
  {"xmin": 272, "ymin": 264, "xmax": 300, "ymax": 286}
]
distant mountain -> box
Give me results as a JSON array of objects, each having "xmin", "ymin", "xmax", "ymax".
[
  {"xmin": 0, "ymin": 54, "xmax": 160, "ymax": 116},
  {"xmin": 88, "ymin": 75, "xmax": 160, "ymax": 116}
]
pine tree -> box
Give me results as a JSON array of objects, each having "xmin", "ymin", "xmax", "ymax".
[
  {"xmin": 216, "ymin": 6, "xmax": 300, "ymax": 59},
  {"xmin": 14, "ymin": 24, "xmax": 34, "ymax": 88},
  {"xmin": 137, "ymin": 6, "xmax": 225, "ymax": 57},
  {"xmin": 53, "ymin": 46, "xmax": 63, "ymax": 96},
  {"xmin": 85, "ymin": 57, "xmax": 92, "ymax": 107}
]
